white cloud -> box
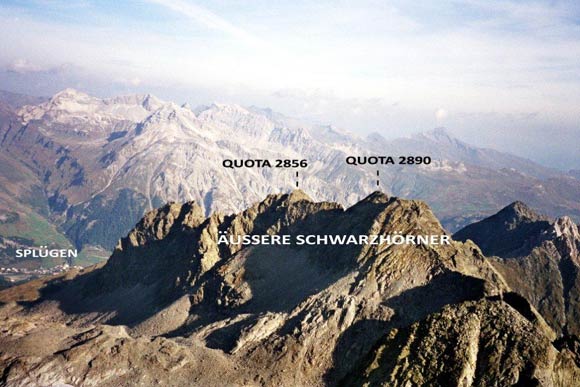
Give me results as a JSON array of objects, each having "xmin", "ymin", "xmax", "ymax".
[
  {"xmin": 145, "ymin": 0, "xmax": 263, "ymax": 47},
  {"xmin": 435, "ymin": 108, "xmax": 448, "ymax": 123},
  {"xmin": 6, "ymin": 58, "xmax": 45, "ymax": 73},
  {"xmin": 116, "ymin": 77, "xmax": 142, "ymax": 87}
]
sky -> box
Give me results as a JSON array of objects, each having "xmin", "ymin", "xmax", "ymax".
[{"xmin": 0, "ymin": 0, "xmax": 579, "ymax": 169}]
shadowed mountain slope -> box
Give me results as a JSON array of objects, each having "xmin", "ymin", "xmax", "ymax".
[{"xmin": 455, "ymin": 202, "xmax": 580, "ymax": 337}]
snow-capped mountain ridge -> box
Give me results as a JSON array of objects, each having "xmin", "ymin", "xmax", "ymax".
[{"xmin": 1, "ymin": 88, "xmax": 578, "ymax": 252}]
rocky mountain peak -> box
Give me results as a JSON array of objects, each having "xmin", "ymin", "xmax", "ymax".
[
  {"xmin": 499, "ymin": 200, "xmax": 547, "ymax": 226},
  {"xmin": 552, "ymin": 216, "xmax": 580, "ymax": 265},
  {"xmin": 121, "ymin": 201, "xmax": 205, "ymax": 249},
  {"xmin": 48, "ymin": 89, "xmax": 99, "ymax": 113},
  {"xmin": 454, "ymin": 201, "xmax": 553, "ymax": 258},
  {"xmin": 283, "ymin": 189, "xmax": 312, "ymax": 204},
  {"xmin": 50, "ymin": 87, "xmax": 90, "ymax": 102},
  {"xmin": 554, "ymin": 216, "xmax": 580, "ymax": 240},
  {"xmin": 195, "ymin": 102, "xmax": 253, "ymax": 120},
  {"xmin": 421, "ymin": 127, "xmax": 455, "ymax": 143},
  {"xmin": 455, "ymin": 201, "xmax": 580, "ymax": 337},
  {"xmin": 365, "ymin": 131, "xmax": 386, "ymax": 143},
  {"xmin": 359, "ymin": 190, "xmax": 390, "ymax": 204},
  {"xmin": 141, "ymin": 93, "xmax": 163, "ymax": 111},
  {"xmin": 16, "ymin": 88, "xmax": 93, "ymax": 124},
  {"xmin": 17, "ymin": 89, "xmax": 159, "ymax": 126},
  {"xmin": 98, "ymin": 191, "xmax": 503, "ymax": 305}
]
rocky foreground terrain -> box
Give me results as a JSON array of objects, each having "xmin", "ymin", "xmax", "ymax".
[{"xmin": 0, "ymin": 191, "xmax": 579, "ymax": 386}]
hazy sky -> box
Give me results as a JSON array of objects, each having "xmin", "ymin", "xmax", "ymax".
[{"xmin": 0, "ymin": 0, "xmax": 579, "ymax": 169}]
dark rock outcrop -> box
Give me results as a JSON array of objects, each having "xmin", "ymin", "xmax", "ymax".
[{"xmin": 455, "ymin": 202, "xmax": 580, "ymax": 337}]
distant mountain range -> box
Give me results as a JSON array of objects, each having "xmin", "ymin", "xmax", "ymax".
[
  {"xmin": 0, "ymin": 88, "xmax": 578, "ymax": 268},
  {"xmin": 1, "ymin": 191, "xmax": 578, "ymax": 385}
]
